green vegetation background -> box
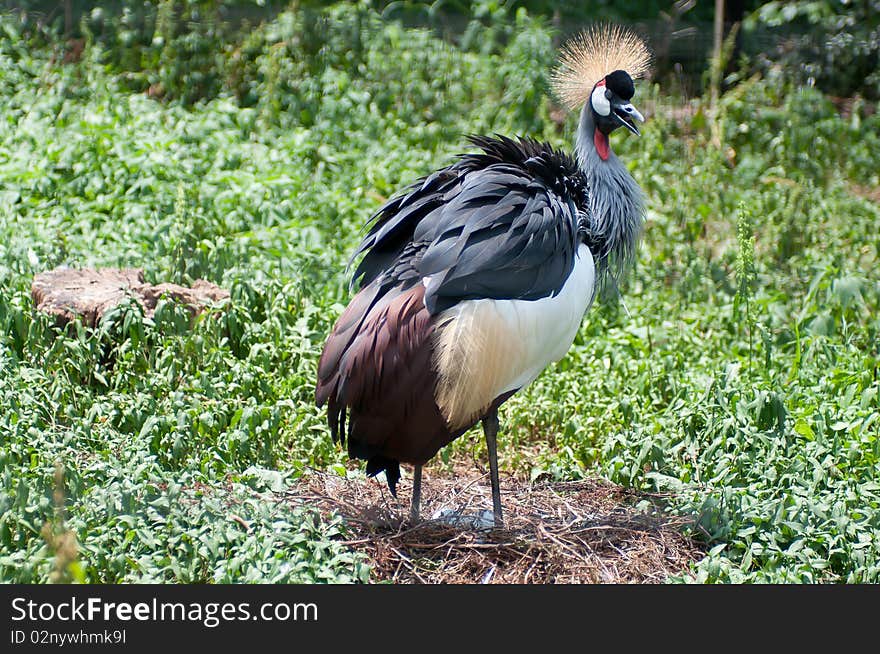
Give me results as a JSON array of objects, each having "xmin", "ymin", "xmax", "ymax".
[{"xmin": 1, "ymin": 1, "xmax": 878, "ymax": 583}]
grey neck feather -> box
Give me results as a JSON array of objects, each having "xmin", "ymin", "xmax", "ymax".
[{"xmin": 574, "ymin": 105, "xmax": 644, "ymax": 286}]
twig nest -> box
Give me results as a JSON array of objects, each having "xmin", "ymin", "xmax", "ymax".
[{"xmin": 286, "ymin": 468, "xmax": 702, "ymax": 584}]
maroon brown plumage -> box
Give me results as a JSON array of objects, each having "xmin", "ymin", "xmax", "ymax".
[{"xmin": 316, "ymin": 283, "xmax": 464, "ymax": 495}]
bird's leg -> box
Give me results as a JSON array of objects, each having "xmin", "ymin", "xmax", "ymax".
[
  {"xmin": 410, "ymin": 464, "xmax": 422, "ymax": 523},
  {"xmin": 482, "ymin": 408, "xmax": 504, "ymax": 528}
]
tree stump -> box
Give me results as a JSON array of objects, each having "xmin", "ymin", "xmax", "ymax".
[{"xmin": 31, "ymin": 267, "xmax": 229, "ymax": 328}]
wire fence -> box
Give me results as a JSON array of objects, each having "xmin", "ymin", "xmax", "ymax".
[{"xmin": 3, "ymin": 1, "xmax": 875, "ymax": 98}]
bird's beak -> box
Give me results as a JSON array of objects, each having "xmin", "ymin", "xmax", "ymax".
[{"xmin": 612, "ymin": 102, "xmax": 645, "ymax": 136}]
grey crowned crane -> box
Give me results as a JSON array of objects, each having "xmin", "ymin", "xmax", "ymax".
[{"xmin": 315, "ymin": 25, "xmax": 652, "ymax": 527}]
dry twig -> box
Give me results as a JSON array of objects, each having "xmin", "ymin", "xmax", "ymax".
[{"xmin": 283, "ymin": 468, "xmax": 702, "ymax": 584}]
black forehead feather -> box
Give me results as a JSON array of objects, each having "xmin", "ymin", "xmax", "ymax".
[{"xmin": 605, "ymin": 69, "xmax": 634, "ymax": 100}]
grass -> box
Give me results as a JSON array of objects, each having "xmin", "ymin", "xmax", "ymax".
[{"xmin": 1, "ymin": 3, "xmax": 878, "ymax": 583}]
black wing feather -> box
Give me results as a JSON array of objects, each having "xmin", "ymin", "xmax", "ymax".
[{"xmin": 351, "ymin": 135, "xmax": 591, "ymax": 314}]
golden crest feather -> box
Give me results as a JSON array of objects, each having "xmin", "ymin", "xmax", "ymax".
[{"xmin": 551, "ymin": 24, "xmax": 652, "ymax": 111}]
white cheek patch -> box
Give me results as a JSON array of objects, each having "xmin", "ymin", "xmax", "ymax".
[{"xmin": 591, "ymin": 85, "xmax": 610, "ymax": 116}]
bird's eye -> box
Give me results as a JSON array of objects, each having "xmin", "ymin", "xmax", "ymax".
[{"xmin": 605, "ymin": 89, "xmax": 612, "ymax": 100}]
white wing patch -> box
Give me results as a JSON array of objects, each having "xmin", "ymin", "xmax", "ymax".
[{"xmin": 432, "ymin": 244, "xmax": 596, "ymax": 429}]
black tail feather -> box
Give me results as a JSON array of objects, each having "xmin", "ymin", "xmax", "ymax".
[{"xmin": 365, "ymin": 456, "xmax": 401, "ymax": 497}]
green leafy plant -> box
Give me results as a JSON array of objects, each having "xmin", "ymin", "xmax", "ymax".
[{"xmin": 1, "ymin": 2, "xmax": 879, "ymax": 585}]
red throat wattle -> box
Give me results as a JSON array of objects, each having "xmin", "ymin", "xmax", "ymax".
[{"xmin": 594, "ymin": 129, "xmax": 610, "ymax": 161}]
